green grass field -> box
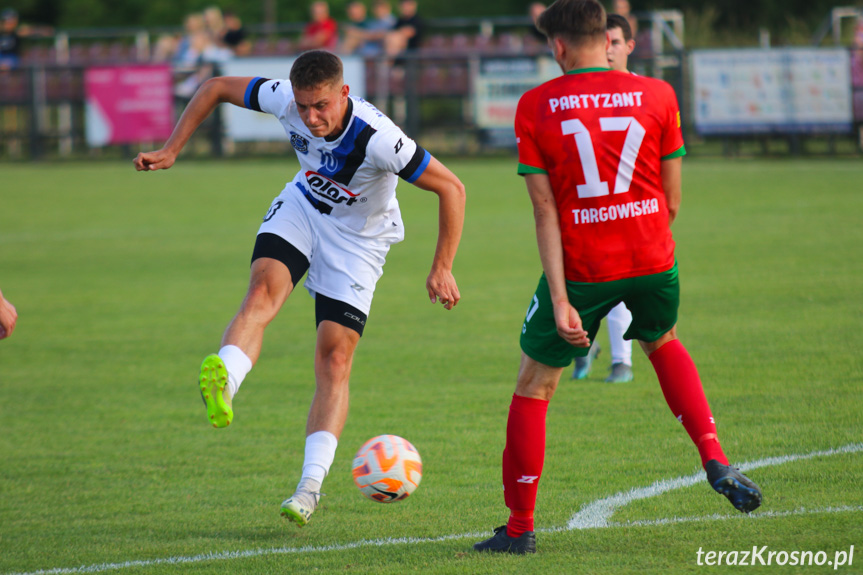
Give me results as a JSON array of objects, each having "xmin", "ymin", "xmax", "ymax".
[{"xmin": 1, "ymin": 157, "xmax": 862, "ymax": 574}]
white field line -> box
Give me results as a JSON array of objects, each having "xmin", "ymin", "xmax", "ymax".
[
  {"xmin": 566, "ymin": 442, "xmax": 863, "ymax": 530},
  {"xmin": 7, "ymin": 443, "xmax": 862, "ymax": 575},
  {"xmin": 607, "ymin": 505, "xmax": 863, "ymax": 528}
]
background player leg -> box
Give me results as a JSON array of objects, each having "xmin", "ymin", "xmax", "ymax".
[
  {"xmin": 200, "ymin": 258, "xmax": 294, "ymax": 428},
  {"xmin": 572, "ymin": 341, "xmax": 600, "ymax": 380},
  {"xmin": 281, "ymin": 319, "xmax": 360, "ymax": 526},
  {"xmin": 606, "ymin": 302, "xmax": 633, "ymax": 383}
]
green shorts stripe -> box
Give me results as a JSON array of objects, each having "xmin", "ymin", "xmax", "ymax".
[{"xmin": 520, "ymin": 263, "xmax": 679, "ymax": 368}]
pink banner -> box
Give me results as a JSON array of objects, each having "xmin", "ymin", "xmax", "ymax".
[{"xmin": 84, "ymin": 65, "xmax": 173, "ymax": 146}]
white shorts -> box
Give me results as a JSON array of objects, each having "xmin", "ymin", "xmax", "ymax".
[{"xmin": 257, "ymin": 186, "xmax": 393, "ymax": 315}]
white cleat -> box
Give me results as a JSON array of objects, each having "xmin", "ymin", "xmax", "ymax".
[{"xmin": 280, "ymin": 478, "xmax": 323, "ymax": 527}]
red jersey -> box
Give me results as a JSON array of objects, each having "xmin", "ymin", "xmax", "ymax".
[
  {"xmin": 515, "ymin": 68, "xmax": 685, "ymax": 283},
  {"xmin": 303, "ymin": 18, "xmax": 339, "ymax": 50}
]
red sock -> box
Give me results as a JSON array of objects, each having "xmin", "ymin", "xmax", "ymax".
[
  {"xmin": 502, "ymin": 393, "xmax": 548, "ymax": 537},
  {"xmin": 648, "ymin": 339, "xmax": 728, "ymax": 467}
]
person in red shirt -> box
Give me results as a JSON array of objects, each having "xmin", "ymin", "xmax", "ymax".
[
  {"xmin": 299, "ymin": 1, "xmax": 339, "ymax": 51},
  {"xmin": 474, "ymin": 0, "xmax": 762, "ymax": 555},
  {"xmin": 571, "ymin": 12, "xmax": 639, "ymax": 383}
]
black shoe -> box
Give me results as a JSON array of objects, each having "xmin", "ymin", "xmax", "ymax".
[
  {"xmin": 473, "ymin": 525, "xmax": 536, "ymax": 554},
  {"xmin": 705, "ymin": 459, "xmax": 762, "ymax": 513}
]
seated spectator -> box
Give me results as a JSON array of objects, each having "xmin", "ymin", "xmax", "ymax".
[
  {"xmin": 528, "ymin": 3, "xmax": 546, "ymax": 44},
  {"xmin": 384, "ymin": 0, "xmax": 423, "ymax": 57},
  {"xmin": 611, "ymin": 0, "xmax": 638, "ymax": 37},
  {"xmin": 0, "ymin": 8, "xmax": 22, "ymax": 69},
  {"xmin": 153, "ymin": 12, "xmax": 206, "ymax": 67},
  {"xmin": 343, "ymin": 0, "xmax": 396, "ymax": 56},
  {"xmin": 221, "ymin": 10, "xmax": 251, "ymax": 56},
  {"xmin": 0, "ymin": 8, "xmax": 52, "ymax": 70},
  {"xmin": 165, "ymin": 11, "xmax": 233, "ymax": 97},
  {"xmin": 203, "ymin": 6, "xmax": 224, "ymax": 41},
  {"xmin": 299, "ymin": 1, "xmax": 339, "ymax": 51},
  {"xmin": 340, "ymin": 1, "xmax": 369, "ymax": 54}
]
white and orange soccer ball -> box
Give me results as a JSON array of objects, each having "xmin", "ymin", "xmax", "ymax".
[{"xmin": 351, "ymin": 435, "xmax": 423, "ymax": 503}]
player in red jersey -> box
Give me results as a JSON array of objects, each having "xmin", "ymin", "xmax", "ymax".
[
  {"xmin": 474, "ymin": 0, "xmax": 762, "ymax": 555},
  {"xmin": 571, "ymin": 12, "xmax": 640, "ymax": 383}
]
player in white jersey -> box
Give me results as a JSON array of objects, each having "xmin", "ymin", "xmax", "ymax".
[
  {"xmin": 571, "ymin": 12, "xmax": 637, "ymax": 384},
  {"xmin": 133, "ymin": 51, "xmax": 465, "ymax": 527}
]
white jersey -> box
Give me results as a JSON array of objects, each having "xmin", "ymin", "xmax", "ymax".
[{"xmin": 245, "ymin": 77, "xmax": 431, "ymax": 241}]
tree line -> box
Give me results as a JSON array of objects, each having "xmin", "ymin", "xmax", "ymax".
[{"xmin": 6, "ymin": 0, "xmax": 854, "ymax": 45}]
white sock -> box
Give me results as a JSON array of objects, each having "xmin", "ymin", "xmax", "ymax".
[
  {"xmin": 607, "ymin": 303, "xmax": 633, "ymax": 366},
  {"xmin": 218, "ymin": 345, "xmax": 252, "ymax": 398},
  {"xmin": 301, "ymin": 431, "xmax": 338, "ymax": 485}
]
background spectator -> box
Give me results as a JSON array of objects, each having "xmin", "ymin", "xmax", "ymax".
[
  {"xmin": 153, "ymin": 12, "xmax": 207, "ymax": 67},
  {"xmin": 203, "ymin": 6, "xmax": 224, "ymax": 42},
  {"xmin": 0, "ymin": 7, "xmax": 52, "ymax": 70},
  {"xmin": 157, "ymin": 10, "xmax": 233, "ymax": 97},
  {"xmin": 221, "ymin": 10, "xmax": 251, "ymax": 56},
  {"xmin": 341, "ymin": 1, "xmax": 370, "ymax": 54},
  {"xmin": 343, "ymin": 0, "xmax": 396, "ymax": 56},
  {"xmin": 385, "ymin": 0, "xmax": 423, "ymax": 56},
  {"xmin": 611, "ymin": 0, "xmax": 638, "ymax": 37},
  {"xmin": 299, "ymin": 1, "xmax": 339, "ymax": 51},
  {"xmin": 528, "ymin": 3, "xmax": 546, "ymax": 44}
]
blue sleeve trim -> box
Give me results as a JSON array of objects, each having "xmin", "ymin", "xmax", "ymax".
[
  {"xmin": 404, "ymin": 149, "xmax": 431, "ymax": 183},
  {"xmin": 244, "ymin": 77, "xmax": 267, "ymax": 111}
]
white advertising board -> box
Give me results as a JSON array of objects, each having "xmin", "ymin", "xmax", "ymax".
[
  {"xmin": 219, "ymin": 56, "xmax": 366, "ymax": 141},
  {"xmin": 691, "ymin": 48, "xmax": 852, "ymax": 135},
  {"xmin": 473, "ymin": 57, "xmax": 559, "ymax": 146}
]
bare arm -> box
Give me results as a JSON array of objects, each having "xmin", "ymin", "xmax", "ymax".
[
  {"xmin": 409, "ymin": 156, "xmax": 465, "ymax": 310},
  {"xmin": 661, "ymin": 156, "xmax": 682, "ymax": 225},
  {"xmin": 133, "ymin": 76, "xmax": 254, "ymax": 171},
  {"xmin": 0, "ymin": 288, "xmax": 17, "ymax": 340},
  {"xmin": 524, "ymin": 173, "xmax": 590, "ymax": 348}
]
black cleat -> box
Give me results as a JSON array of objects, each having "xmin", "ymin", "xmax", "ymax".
[
  {"xmin": 473, "ymin": 525, "xmax": 536, "ymax": 554},
  {"xmin": 705, "ymin": 459, "xmax": 762, "ymax": 513}
]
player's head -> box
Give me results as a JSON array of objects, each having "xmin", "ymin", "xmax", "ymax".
[
  {"xmin": 606, "ymin": 13, "xmax": 635, "ymax": 72},
  {"xmin": 290, "ymin": 50, "xmax": 350, "ymax": 138},
  {"xmin": 536, "ymin": 0, "xmax": 605, "ymax": 45}
]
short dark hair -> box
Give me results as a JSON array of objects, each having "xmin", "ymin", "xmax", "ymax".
[
  {"xmin": 289, "ymin": 50, "xmax": 343, "ymax": 90},
  {"xmin": 536, "ymin": 0, "xmax": 606, "ymax": 46},
  {"xmin": 607, "ymin": 13, "xmax": 632, "ymax": 42}
]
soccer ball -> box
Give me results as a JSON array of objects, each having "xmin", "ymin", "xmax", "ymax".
[{"xmin": 351, "ymin": 435, "xmax": 423, "ymax": 503}]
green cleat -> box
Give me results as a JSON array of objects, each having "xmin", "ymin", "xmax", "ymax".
[{"xmin": 199, "ymin": 354, "xmax": 233, "ymax": 428}]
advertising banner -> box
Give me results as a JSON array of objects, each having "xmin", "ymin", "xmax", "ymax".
[
  {"xmin": 473, "ymin": 57, "xmax": 558, "ymax": 147},
  {"xmin": 84, "ymin": 65, "xmax": 174, "ymax": 146},
  {"xmin": 691, "ymin": 48, "xmax": 853, "ymax": 135}
]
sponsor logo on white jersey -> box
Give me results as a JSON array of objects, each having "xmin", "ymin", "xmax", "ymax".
[{"xmin": 304, "ymin": 170, "xmax": 361, "ymax": 206}]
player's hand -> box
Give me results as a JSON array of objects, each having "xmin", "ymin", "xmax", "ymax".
[
  {"xmin": 553, "ymin": 300, "xmax": 590, "ymax": 348},
  {"xmin": 0, "ymin": 295, "xmax": 18, "ymax": 340},
  {"xmin": 133, "ymin": 149, "xmax": 176, "ymax": 172},
  {"xmin": 426, "ymin": 267, "xmax": 460, "ymax": 311}
]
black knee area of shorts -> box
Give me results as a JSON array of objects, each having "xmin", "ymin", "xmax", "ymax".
[
  {"xmin": 251, "ymin": 233, "xmax": 310, "ymax": 286},
  {"xmin": 315, "ymin": 293, "xmax": 367, "ymax": 336}
]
